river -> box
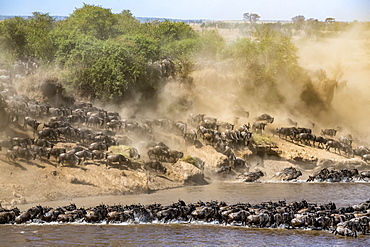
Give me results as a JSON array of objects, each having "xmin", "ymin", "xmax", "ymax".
[{"xmin": 2, "ymin": 181, "xmax": 370, "ymax": 246}]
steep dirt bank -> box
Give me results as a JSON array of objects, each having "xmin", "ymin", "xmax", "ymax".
[{"xmin": 1, "ymin": 126, "xmax": 368, "ymax": 209}]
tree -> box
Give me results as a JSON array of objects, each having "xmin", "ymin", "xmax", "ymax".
[
  {"xmin": 62, "ymin": 38, "xmax": 146, "ymax": 101},
  {"xmin": 243, "ymin": 13, "xmax": 260, "ymax": 23},
  {"xmin": 292, "ymin": 15, "xmax": 305, "ymax": 28},
  {"xmin": 325, "ymin": 17, "xmax": 335, "ymax": 23},
  {"xmin": 115, "ymin": 10, "xmax": 141, "ymax": 35},
  {"xmin": 26, "ymin": 12, "xmax": 55, "ymax": 61},
  {"xmin": 0, "ymin": 16, "xmax": 28, "ymax": 60},
  {"xmin": 67, "ymin": 4, "xmax": 117, "ymax": 40}
]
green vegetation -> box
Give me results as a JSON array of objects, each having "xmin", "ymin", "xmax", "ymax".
[
  {"xmin": 252, "ymin": 133, "xmax": 276, "ymax": 146},
  {"xmin": 1, "ymin": 3, "xmax": 368, "ymax": 109},
  {"xmin": 180, "ymin": 155, "xmax": 202, "ymax": 169}
]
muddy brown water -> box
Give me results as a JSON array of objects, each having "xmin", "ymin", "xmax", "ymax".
[{"xmin": 2, "ymin": 181, "xmax": 370, "ymax": 246}]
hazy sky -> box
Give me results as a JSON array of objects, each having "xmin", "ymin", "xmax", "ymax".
[{"xmin": 1, "ymin": 0, "xmax": 369, "ymax": 21}]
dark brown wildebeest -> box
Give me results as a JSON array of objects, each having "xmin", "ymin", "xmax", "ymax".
[
  {"xmin": 58, "ymin": 153, "xmax": 81, "ymax": 166},
  {"xmin": 166, "ymin": 150, "xmax": 184, "ymax": 163},
  {"xmin": 238, "ymin": 170, "xmax": 264, "ymax": 182},
  {"xmin": 46, "ymin": 148, "xmax": 66, "ymax": 160},
  {"xmin": 147, "ymin": 145, "xmax": 170, "ymax": 161},
  {"xmin": 255, "ymin": 114, "xmax": 274, "ymax": 123},
  {"xmin": 34, "ymin": 138, "xmax": 54, "ymax": 148},
  {"xmin": 326, "ymin": 140, "xmax": 343, "ymax": 154},
  {"xmin": 297, "ymin": 133, "xmax": 316, "ymax": 146},
  {"xmin": 38, "ymin": 128, "xmax": 58, "ymax": 141},
  {"xmin": 315, "ymin": 136, "xmax": 327, "ymax": 149},
  {"xmin": 144, "ymin": 161, "xmax": 167, "ymax": 173}
]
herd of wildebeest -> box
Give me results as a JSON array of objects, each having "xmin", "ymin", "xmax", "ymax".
[
  {"xmin": 1, "ymin": 74, "xmax": 370, "ymax": 182},
  {"xmin": 1, "ymin": 198, "xmax": 370, "ymax": 237},
  {"xmin": 2, "ymin": 69, "xmax": 370, "ymax": 236}
]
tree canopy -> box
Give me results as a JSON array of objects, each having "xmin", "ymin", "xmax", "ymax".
[{"xmin": 0, "ymin": 4, "xmax": 360, "ymax": 108}]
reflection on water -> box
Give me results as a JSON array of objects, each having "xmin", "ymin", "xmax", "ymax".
[
  {"xmin": 1, "ymin": 223, "xmax": 369, "ymax": 246},
  {"xmin": 6, "ymin": 181, "xmax": 370, "ymax": 246}
]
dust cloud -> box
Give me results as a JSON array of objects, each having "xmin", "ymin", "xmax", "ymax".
[
  {"xmin": 295, "ymin": 25, "xmax": 370, "ymax": 142},
  {"xmin": 142, "ymin": 24, "xmax": 370, "ymax": 144},
  {"xmin": 10, "ymin": 24, "xmax": 370, "ymax": 145}
]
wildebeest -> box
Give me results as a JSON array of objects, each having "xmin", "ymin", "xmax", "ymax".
[
  {"xmin": 275, "ymin": 127, "xmax": 298, "ymax": 140},
  {"xmin": 106, "ymin": 154, "xmax": 130, "ymax": 168},
  {"xmin": 11, "ymin": 137, "xmax": 33, "ymax": 148},
  {"xmin": 238, "ymin": 170, "xmax": 264, "ymax": 182},
  {"xmin": 23, "ymin": 116, "xmax": 41, "ymax": 135},
  {"xmin": 338, "ymin": 135, "xmax": 352, "ymax": 146},
  {"xmin": 354, "ymin": 146, "xmax": 370, "ymax": 157},
  {"xmin": 362, "ymin": 154, "xmax": 370, "ymax": 163},
  {"xmin": 38, "ymin": 128, "xmax": 58, "ymax": 141},
  {"xmin": 232, "ymin": 157, "xmax": 248, "ymax": 171},
  {"xmin": 144, "ymin": 161, "xmax": 167, "ymax": 173},
  {"xmin": 201, "ymin": 117, "xmax": 218, "ymax": 130},
  {"xmin": 183, "ymin": 130, "xmax": 197, "ymax": 145},
  {"xmin": 88, "ymin": 142, "xmax": 109, "ymax": 151},
  {"xmin": 297, "ymin": 133, "xmax": 316, "ymax": 146},
  {"xmin": 129, "ymin": 147, "xmax": 140, "ymax": 159},
  {"xmin": 252, "ymin": 122, "xmax": 267, "ymax": 133},
  {"xmin": 174, "ymin": 121, "xmax": 187, "ymax": 136},
  {"xmin": 321, "ymin": 129, "xmax": 337, "ymax": 137},
  {"xmin": 6, "ymin": 149, "xmax": 17, "ymax": 161},
  {"xmin": 34, "ymin": 138, "xmax": 54, "ymax": 148},
  {"xmin": 147, "ymin": 145, "xmax": 170, "ymax": 161},
  {"xmin": 46, "ymin": 148, "xmax": 66, "ymax": 160},
  {"xmin": 30, "ymin": 145, "xmax": 49, "ymax": 159},
  {"xmin": 359, "ymin": 170, "xmax": 370, "ymax": 180},
  {"xmin": 58, "ymin": 153, "xmax": 81, "ymax": 166},
  {"xmin": 10, "ymin": 146, "xmax": 36, "ymax": 161},
  {"xmin": 255, "ymin": 114, "xmax": 274, "ymax": 123},
  {"xmin": 274, "ymin": 167, "xmax": 302, "ymax": 181},
  {"xmin": 91, "ymin": 150, "xmax": 106, "ymax": 160},
  {"xmin": 315, "ymin": 136, "xmax": 327, "ymax": 149},
  {"xmin": 75, "ymin": 150, "xmax": 93, "ymax": 162},
  {"xmin": 326, "ymin": 140, "xmax": 343, "ymax": 154},
  {"xmin": 333, "ymin": 223, "xmax": 357, "ymax": 237}
]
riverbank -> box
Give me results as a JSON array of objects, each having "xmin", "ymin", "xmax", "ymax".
[{"xmin": 1, "ymin": 125, "xmax": 368, "ymax": 209}]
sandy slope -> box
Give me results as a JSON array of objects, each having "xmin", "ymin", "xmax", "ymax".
[{"xmin": 1, "ymin": 125, "xmax": 368, "ymax": 209}]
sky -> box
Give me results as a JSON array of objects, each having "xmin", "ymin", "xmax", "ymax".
[{"xmin": 1, "ymin": 0, "xmax": 370, "ymax": 21}]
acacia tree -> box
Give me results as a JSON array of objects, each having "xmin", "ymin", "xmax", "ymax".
[{"xmin": 243, "ymin": 13, "xmax": 261, "ymax": 23}]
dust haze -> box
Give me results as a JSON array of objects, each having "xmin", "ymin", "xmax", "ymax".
[
  {"xmin": 140, "ymin": 24, "xmax": 370, "ymax": 144},
  {"xmin": 9, "ymin": 24, "xmax": 370, "ymax": 145}
]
